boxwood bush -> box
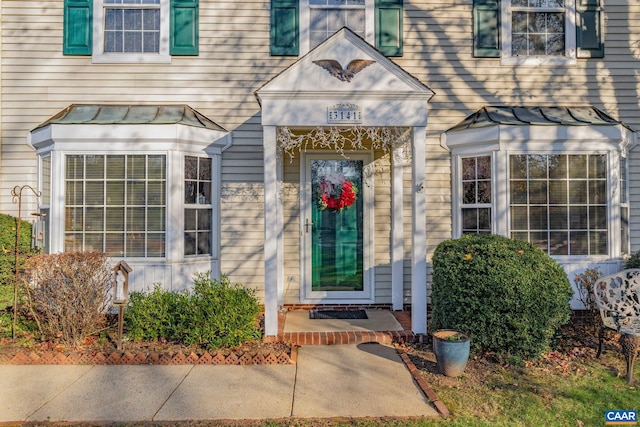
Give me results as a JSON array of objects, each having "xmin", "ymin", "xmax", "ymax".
[
  {"xmin": 0, "ymin": 213, "xmax": 34, "ymax": 286},
  {"xmin": 125, "ymin": 273, "xmax": 261, "ymax": 349},
  {"xmin": 431, "ymin": 234, "xmax": 573, "ymax": 359}
]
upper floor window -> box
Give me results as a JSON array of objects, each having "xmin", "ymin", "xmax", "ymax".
[
  {"xmin": 472, "ymin": 0, "xmax": 603, "ymax": 62},
  {"xmin": 102, "ymin": 0, "xmax": 163, "ymax": 55},
  {"xmin": 308, "ymin": 0, "xmax": 367, "ymax": 51},
  {"xmin": 63, "ymin": 0, "xmax": 198, "ymax": 61},
  {"xmin": 504, "ymin": 0, "xmax": 575, "ymax": 65},
  {"xmin": 511, "ymin": 0, "xmax": 566, "ymax": 57},
  {"xmin": 271, "ymin": 0, "xmax": 403, "ymax": 57}
]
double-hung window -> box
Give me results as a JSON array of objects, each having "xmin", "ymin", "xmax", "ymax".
[
  {"xmin": 271, "ymin": 0, "xmax": 403, "ymax": 56},
  {"xmin": 461, "ymin": 156, "xmax": 492, "ymax": 234},
  {"xmin": 101, "ymin": 0, "xmax": 164, "ymax": 55},
  {"xmin": 184, "ymin": 156, "xmax": 212, "ymax": 256},
  {"xmin": 308, "ymin": 0, "xmax": 367, "ymax": 50},
  {"xmin": 473, "ymin": 0, "xmax": 603, "ymax": 61},
  {"xmin": 504, "ymin": 0, "xmax": 575, "ymax": 65},
  {"xmin": 63, "ymin": 0, "xmax": 198, "ymax": 61}
]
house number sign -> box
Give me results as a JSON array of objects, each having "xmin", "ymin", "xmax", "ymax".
[{"xmin": 327, "ymin": 104, "xmax": 362, "ymax": 124}]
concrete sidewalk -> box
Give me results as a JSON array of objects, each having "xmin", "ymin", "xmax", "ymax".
[{"xmin": 0, "ymin": 343, "xmax": 440, "ymax": 424}]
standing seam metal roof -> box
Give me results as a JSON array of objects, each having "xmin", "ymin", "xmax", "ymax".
[
  {"xmin": 446, "ymin": 106, "xmax": 632, "ymax": 132},
  {"xmin": 32, "ymin": 104, "xmax": 227, "ymax": 132}
]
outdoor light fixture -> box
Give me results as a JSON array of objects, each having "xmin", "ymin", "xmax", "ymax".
[
  {"xmin": 113, "ymin": 261, "xmax": 132, "ymax": 350},
  {"xmin": 113, "ymin": 261, "xmax": 132, "ymax": 305}
]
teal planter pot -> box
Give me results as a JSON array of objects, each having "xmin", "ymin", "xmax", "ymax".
[{"xmin": 432, "ymin": 329, "xmax": 470, "ymax": 377}]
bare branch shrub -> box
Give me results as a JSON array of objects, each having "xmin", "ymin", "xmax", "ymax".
[
  {"xmin": 573, "ymin": 268, "xmax": 602, "ymax": 330},
  {"xmin": 23, "ymin": 252, "xmax": 114, "ymax": 346}
]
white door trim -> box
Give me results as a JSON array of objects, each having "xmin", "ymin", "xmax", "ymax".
[{"xmin": 300, "ymin": 151, "xmax": 375, "ymax": 303}]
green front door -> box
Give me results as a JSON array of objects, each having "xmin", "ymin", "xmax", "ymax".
[{"xmin": 305, "ymin": 154, "xmax": 372, "ymax": 301}]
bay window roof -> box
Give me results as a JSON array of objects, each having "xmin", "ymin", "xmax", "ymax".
[
  {"xmin": 32, "ymin": 104, "xmax": 226, "ymax": 131},
  {"xmin": 442, "ymin": 106, "xmax": 636, "ymax": 155},
  {"xmin": 447, "ymin": 106, "xmax": 628, "ymax": 132}
]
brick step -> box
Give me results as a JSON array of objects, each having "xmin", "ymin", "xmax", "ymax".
[{"xmin": 280, "ymin": 330, "xmax": 418, "ymax": 346}]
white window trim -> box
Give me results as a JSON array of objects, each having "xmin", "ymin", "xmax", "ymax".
[
  {"xmin": 92, "ymin": 0, "xmax": 171, "ymax": 64},
  {"xmin": 63, "ymin": 152, "xmax": 169, "ymax": 259},
  {"xmin": 500, "ymin": 0, "xmax": 577, "ymax": 66},
  {"xmin": 452, "ymin": 147, "xmax": 624, "ymax": 260},
  {"xmin": 504, "ymin": 150, "xmax": 615, "ymax": 260},
  {"xmin": 299, "ymin": 0, "xmax": 375, "ymax": 56},
  {"xmin": 454, "ymin": 153, "xmax": 496, "ymax": 235},
  {"xmin": 183, "ymin": 155, "xmax": 214, "ymax": 258}
]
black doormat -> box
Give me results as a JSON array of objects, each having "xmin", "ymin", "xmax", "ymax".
[{"xmin": 309, "ymin": 309, "xmax": 368, "ymax": 320}]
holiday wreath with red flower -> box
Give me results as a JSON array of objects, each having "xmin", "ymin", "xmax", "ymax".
[{"xmin": 318, "ymin": 173, "xmax": 358, "ymax": 212}]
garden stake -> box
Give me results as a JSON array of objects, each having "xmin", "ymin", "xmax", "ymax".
[{"xmin": 10, "ymin": 185, "xmax": 41, "ymax": 342}]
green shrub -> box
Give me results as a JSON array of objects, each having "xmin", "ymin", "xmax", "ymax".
[
  {"xmin": 0, "ymin": 213, "xmax": 35, "ymax": 287},
  {"xmin": 431, "ymin": 234, "xmax": 573, "ymax": 360},
  {"xmin": 124, "ymin": 285, "xmax": 190, "ymax": 342},
  {"xmin": 624, "ymin": 251, "xmax": 640, "ymax": 269},
  {"xmin": 125, "ymin": 273, "xmax": 261, "ymax": 349}
]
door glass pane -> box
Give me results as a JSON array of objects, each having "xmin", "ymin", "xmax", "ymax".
[{"xmin": 311, "ymin": 159, "xmax": 363, "ymax": 292}]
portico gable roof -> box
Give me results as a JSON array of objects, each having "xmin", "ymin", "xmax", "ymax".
[{"xmin": 256, "ymin": 28, "xmax": 434, "ymax": 127}]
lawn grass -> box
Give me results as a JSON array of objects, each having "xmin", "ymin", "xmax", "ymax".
[{"xmin": 422, "ymin": 357, "xmax": 638, "ymax": 426}]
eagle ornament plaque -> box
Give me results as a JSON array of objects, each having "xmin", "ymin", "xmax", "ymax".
[{"xmin": 313, "ymin": 59, "xmax": 376, "ymax": 82}]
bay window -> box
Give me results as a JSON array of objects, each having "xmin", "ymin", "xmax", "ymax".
[
  {"xmin": 184, "ymin": 156, "xmax": 212, "ymax": 256},
  {"xmin": 64, "ymin": 154, "xmax": 166, "ymax": 257},
  {"xmin": 509, "ymin": 154, "xmax": 607, "ymax": 255},
  {"xmin": 461, "ymin": 156, "xmax": 492, "ymax": 234},
  {"xmin": 30, "ymin": 104, "xmax": 230, "ymax": 293},
  {"xmin": 444, "ymin": 106, "xmax": 635, "ymax": 261}
]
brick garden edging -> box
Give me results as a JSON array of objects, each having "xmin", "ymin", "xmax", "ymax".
[{"xmin": 0, "ymin": 348, "xmax": 296, "ymax": 365}]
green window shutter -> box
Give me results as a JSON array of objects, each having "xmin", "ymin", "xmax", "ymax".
[
  {"xmin": 170, "ymin": 0, "xmax": 199, "ymax": 55},
  {"xmin": 473, "ymin": 0, "xmax": 500, "ymax": 58},
  {"xmin": 63, "ymin": 0, "xmax": 92, "ymax": 55},
  {"xmin": 271, "ymin": 0, "xmax": 299, "ymax": 56},
  {"xmin": 375, "ymin": 0, "xmax": 403, "ymax": 57},
  {"xmin": 576, "ymin": 0, "xmax": 603, "ymax": 58}
]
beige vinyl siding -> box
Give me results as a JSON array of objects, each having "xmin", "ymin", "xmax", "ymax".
[
  {"xmin": 2, "ymin": 0, "xmax": 640, "ymax": 300},
  {"xmin": 283, "ymin": 155, "xmax": 301, "ymax": 304}
]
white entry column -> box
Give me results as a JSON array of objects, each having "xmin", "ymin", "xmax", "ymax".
[
  {"xmin": 263, "ymin": 125, "xmax": 282, "ymax": 338},
  {"xmin": 391, "ymin": 142, "xmax": 405, "ymax": 311},
  {"xmin": 411, "ymin": 127, "xmax": 427, "ymax": 334}
]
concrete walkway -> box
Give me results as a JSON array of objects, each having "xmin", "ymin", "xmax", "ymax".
[{"xmin": 0, "ymin": 343, "xmax": 440, "ymax": 424}]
